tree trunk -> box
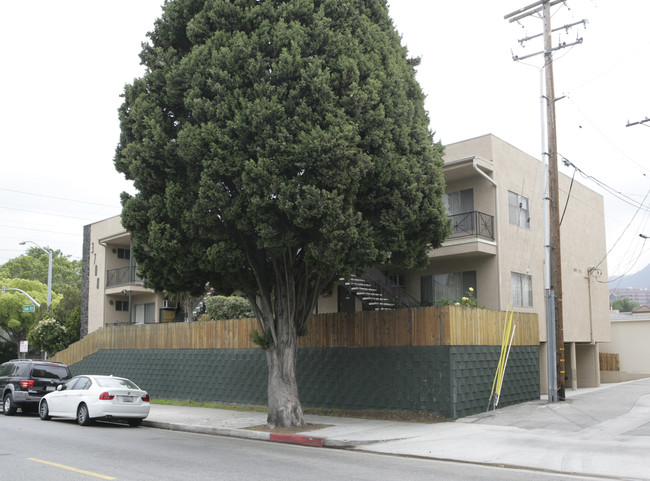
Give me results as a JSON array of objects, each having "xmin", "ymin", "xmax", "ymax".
[
  {"xmin": 266, "ymin": 333, "xmax": 304, "ymax": 428},
  {"xmin": 184, "ymin": 296, "xmax": 193, "ymax": 322}
]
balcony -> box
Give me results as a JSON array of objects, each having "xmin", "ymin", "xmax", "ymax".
[
  {"xmin": 106, "ymin": 266, "xmax": 145, "ymax": 288},
  {"xmin": 448, "ymin": 211, "xmax": 494, "ymax": 241}
]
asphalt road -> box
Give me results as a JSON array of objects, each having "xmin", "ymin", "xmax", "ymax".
[{"xmin": 1, "ymin": 413, "xmax": 605, "ymax": 480}]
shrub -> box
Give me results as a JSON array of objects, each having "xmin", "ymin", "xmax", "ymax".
[
  {"xmin": 204, "ymin": 296, "xmax": 255, "ymax": 321},
  {"xmin": 454, "ymin": 287, "xmax": 479, "ymax": 308},
  {"xmin": 28, "ymin": 317, "xmax": 67, "ymax": 354}
]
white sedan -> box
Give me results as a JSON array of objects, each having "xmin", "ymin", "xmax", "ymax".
[{"xmin": 39, "ymin": 375, "xmax": 150, "ymax": 427}]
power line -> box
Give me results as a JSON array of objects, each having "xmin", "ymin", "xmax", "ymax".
[
  {"xmin": 0, "ymin": 187, "xmax": 120, "ymax": 208},
  {"xmin": 565, "ymin": 97, "xmax": 650, "ymax": 177},
  {"xmin": 0, "ymin": 204, "xmax": 107, "ymax": 221},
  {"xmin": 626, "ymin": 117, "xmax": 650, "ymax": 128},
  {"xmin": 559, "ymin": 154, "xmax": 650, "ymax": 211},
  {"xmin": 0, "ymin": 224, "xmax": 81, "ymax": 237}
]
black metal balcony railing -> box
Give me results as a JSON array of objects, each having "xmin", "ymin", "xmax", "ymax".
[
  {"xmin": 448, "ymin": 211, "xmax": 494, "ymax": 241},
  {"xmin": 106, "ymin": 266, "xmax": 145, "ymax": 288}
]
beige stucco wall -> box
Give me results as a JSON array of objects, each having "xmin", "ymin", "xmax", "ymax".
[
  {"xmin": 86, "ymin": 215, "xmax": 163, "ymax": 333},
  {"xmin": 444, "ymin": 135, "xmax": 610, "ymax": 345},
  {"xmin": 600, "ymin": 320, "xmax": 650, "ymax": 375},
  {"xmin": 87, "ymin": 216, "xmax": 125, "ymax": 334},
  {"xmin": 558, "ymin": 178, "xmax": 610, "ymax": 343},
  {"xmin": 317, "ymin": 287, "xmax": 339, "ymax": 314}
]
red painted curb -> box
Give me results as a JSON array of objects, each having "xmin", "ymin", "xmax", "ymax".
[{"xmin": 269, "ymin": 433, "xmax": 325, "ymax": 447}]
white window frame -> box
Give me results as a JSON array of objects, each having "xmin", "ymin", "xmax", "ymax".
[
  {"xmin": 511, "ymin": 272, "xmax": 533, "ymax": 307},
  {"xmin": 508, "ymin": 191, "xmax": 530, "ymax": 228}
]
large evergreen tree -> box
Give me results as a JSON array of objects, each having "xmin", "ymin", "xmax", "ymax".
[{"xmin": 115, "ymin": 0, "xmax": 450, "ymax": 427}]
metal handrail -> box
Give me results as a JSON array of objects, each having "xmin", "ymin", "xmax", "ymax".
[
  {"xmin": 106, "ymin": 266, "xmax": 145, "ymax": 288},
  {"xmin": 359, "ymin": 267, "xmax": 421, "ymax": 309},
  {"xmin": 447, "ymin": 211, "xmax": 494, "ymax": 240}
]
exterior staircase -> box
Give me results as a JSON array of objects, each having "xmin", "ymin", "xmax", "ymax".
[{"xmin": 339, "ymin": 267, "xmax": 421, "ymax": 311}]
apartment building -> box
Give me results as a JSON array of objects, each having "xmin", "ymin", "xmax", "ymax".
[
  {"xmin": 81, "ymin": 134, "xmax": 611, "ymax": 391},
  {"xmin": 322, "ymin": 134, "xmax": 611, "ymax": 391},
  {"xmin": 81, "ymin": 215, "xmax": 174, "ymax": 337}
]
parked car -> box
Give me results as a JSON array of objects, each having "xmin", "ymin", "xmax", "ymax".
[
  {"xmin": 1, "ymin": 359, "xmax": 72, "ymax": 415},
  {"xmin": 39, "ymin": 375, "xmax": 150, "ymax": 427}
]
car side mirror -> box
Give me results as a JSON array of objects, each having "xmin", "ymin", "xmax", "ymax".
[{"xmin": 57, "ymin": 385, "xmax": 64, "ymax": 391}]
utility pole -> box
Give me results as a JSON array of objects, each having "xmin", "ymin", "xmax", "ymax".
[
  {"xmin": 542, "ymin": 0, "xmax": 566, "ymax": 403},
  {"xmin": 505, "ymin": 0, "xmax": 585, "ymax": 402}
]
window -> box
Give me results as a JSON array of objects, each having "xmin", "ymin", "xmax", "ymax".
[
  {"xmin": 63, "ymin": 378, "xmax": 80, "ymax": 391},
  {"xmin": 96, "ymin": 377, "xmax": 139, "ymax": 389},
  {"xmin": 444, "ymin": 189, "xmax": 474, "ymax": 215},
  {"xmin": 421, "ymin": 271, "xmax": 476, "ymax": 304},
  {"xmin": 116, "ymin": 300, "xmax": 129, "ymax": 312},
  {"xmin": 117, "ymin": 248, "xmax": 130, "ymax": 260},
  {"xmin": 387, "ymin": 274, "xmax": 406, "ymax": 289},
  {"xmin": 508, "ymin": 191, "xmax": 530, "ymax": 228},
  {"xmin": 75, "ymin": 377, "xmax": 92, "ymax": 390},
  {"xmin": 511, "ymin": 272, "xmax": 533, "ymax": 307},
  {"xmin": 31, "ymin": 365, "xmax": 68, "ymax": 379},
  {"xmin": 135, "ymin": 303, "xmax": 156, "ymax": 324}
]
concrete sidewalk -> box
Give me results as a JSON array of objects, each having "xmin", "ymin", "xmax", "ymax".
[{"xmin": 143, "ymin": 377, "xmax": 650, "ymax": 480}]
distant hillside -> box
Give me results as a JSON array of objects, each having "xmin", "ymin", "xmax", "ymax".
[{"xmin": 609, "ymin": 264, "xmax": 650, "ymax": 289}]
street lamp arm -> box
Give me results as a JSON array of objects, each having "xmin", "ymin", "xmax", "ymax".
[{"xmin": 2, "ymin": 287, "xmax": 41, "ymax": 308}]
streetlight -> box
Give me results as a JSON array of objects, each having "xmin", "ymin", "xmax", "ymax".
[{"xmin": 19, "ymin": 241, "xmax": 52, "ymax": 309}]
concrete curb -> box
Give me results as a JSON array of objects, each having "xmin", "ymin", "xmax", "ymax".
[
  {"xmin": 142, "ymin": 420, "xmax": 359, "ymax": 448},
  {"xmin": 142, "ymin": 419, "xmax": 412, "ymax": 449},
  {"xmin": 143, "ymin": 420, "xmax": 271, "ymax": 442},
  {"xmin": 269, "ymin": 433, "xmax": 325, "ymax": 447}
]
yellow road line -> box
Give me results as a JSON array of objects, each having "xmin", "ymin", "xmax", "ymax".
[{"xmin": 27, "ymin": 458, "xmax": 117, "ymax": 480}]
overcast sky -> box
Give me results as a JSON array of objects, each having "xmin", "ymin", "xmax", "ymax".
[{"xmin": 1, "ymin": 1, "xmax": 649, "ymax": 283}]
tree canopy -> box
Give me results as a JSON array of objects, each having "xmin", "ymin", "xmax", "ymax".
[
  {"xmin": 0, "ymin": 247, "xmax": 82, "ymax": 293},
  {"xmin": 610, "ymin": 297, "xmax": 639, "ymax": 313},
  {"xmin": 0, "ymin": 278, "xmax": 53, "ymax": 354},
  {"xmin": 115, "ymin": 0, "xmax": 450, "ymax": 427},
  {"xmin": 0, "ymin": 249, "xmax": 81, "ymax": 358}
]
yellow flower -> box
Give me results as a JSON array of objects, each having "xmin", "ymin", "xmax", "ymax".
[
  {"xmin": 468, "ymin": 287, "xmax": 474, "ymax": 292},
  {"xmin": 462, "ymin": 297, "xmax": 468, "ymax": 302},
  {"xmin": 455, "ymin": 302, "xmax": 460, "ymax": 306}
]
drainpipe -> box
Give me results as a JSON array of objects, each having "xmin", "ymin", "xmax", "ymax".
[
  {"xmin": 587, "ymin": 267, "xmax": 601, "ymax": 387},
  {"xmin": 472, "ymin": 158, "xmax": 501, "ymax": 309}
]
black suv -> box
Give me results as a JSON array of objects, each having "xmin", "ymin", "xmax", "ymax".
[{"xmin": 1, "ymin": 359, "xmax": 72, "ymax": 415}]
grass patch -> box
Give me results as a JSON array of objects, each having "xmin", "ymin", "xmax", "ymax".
[
  {"xmin": 151, "ymin": 399, "xmax": 447, "ymax": 423},
  {"xmin": 151, "ymin": 399, "xmax": 267, "ymax": 413}
]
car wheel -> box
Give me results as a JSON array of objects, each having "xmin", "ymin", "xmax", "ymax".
[
  {"xmin": 128, "ymin": 418, "xmax": 143, "ymax": 427},
  {"xmin": 76, "ymin": 403, "xmax": 93, "ymax": 426},
  {"xmin": 39, "ymin": 400, "xmax": 51, "ymax": 420},
  {"xmin": 3, "ymin": 394, "xmax": 17, "ymax": 416}
]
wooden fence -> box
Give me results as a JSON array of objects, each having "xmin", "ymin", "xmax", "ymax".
[
  {"xmin": 599, "ymin": 352, "xmax": 620, "ymax": 372},
  {"xmin": 52, "ymin": 306, "xmax": 539, "ymax": 366}
]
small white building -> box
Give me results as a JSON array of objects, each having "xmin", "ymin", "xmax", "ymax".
[{"xmin": 601, "ymin": 310, "xmax": 650, "ymax": 382}]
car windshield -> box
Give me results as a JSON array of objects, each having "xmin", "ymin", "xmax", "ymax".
[{"xmin": 95, "ymin": 377, "xmax": 140, "ymax": 389}]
